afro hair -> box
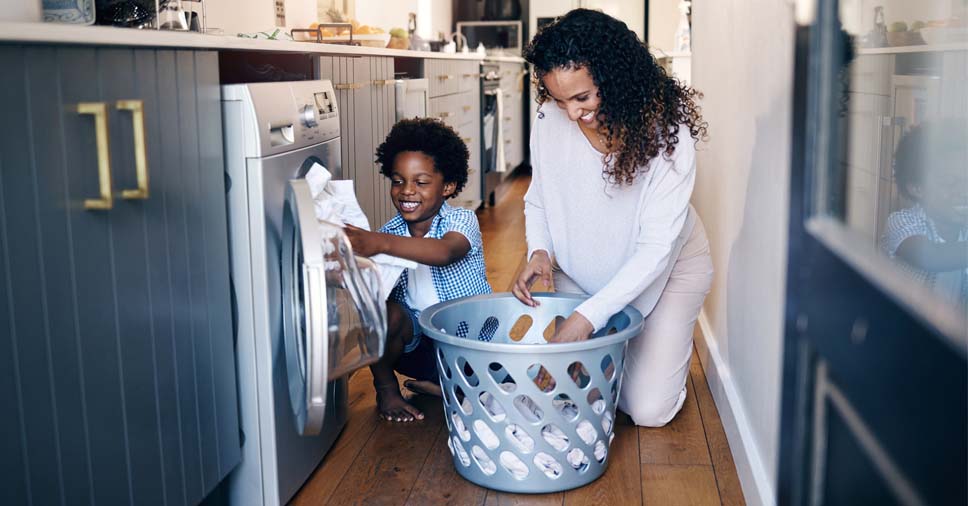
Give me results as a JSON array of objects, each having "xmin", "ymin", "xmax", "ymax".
[{"xmin": 375, "ymin": 117, "xmax": 470, "ymax": 199}]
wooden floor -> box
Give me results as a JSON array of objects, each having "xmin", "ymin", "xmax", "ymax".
[{"xmin": 291, "ymin": 175, "xmax": 746, "ymax": 506}]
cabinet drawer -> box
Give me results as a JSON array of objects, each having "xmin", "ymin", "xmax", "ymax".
[
  {"xmin": 458, "ymin": 60, "xmax": 481, "ymax": 94},
  {"xmin": 429, "ymin": 94, "xmax": 461, "ymax": 129},
  {"xmin": 427, "ymin": 59, "xmax": 460, "ymax": 97}
]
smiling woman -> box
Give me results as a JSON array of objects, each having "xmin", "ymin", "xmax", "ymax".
[{"xmin": 514, "ymin": 9, "xmax": 714, "ymax": 428}]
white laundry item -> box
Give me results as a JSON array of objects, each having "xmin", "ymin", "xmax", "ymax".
[
  {"xmin": 452, "ymin": 411, "xmax": 471, "ymax": 441},
  {"xmin": 601, "ymin": 411, "xmax": 614, "ymax": 435},
  {"xmin": 471, "ymin": 445, "xmax": 497, "ymax": 475},
  {"xmin": 478, "ymin": 391, "xmax": 507, "ymax": 422},
  {"xmin": 552, "ymin": 396, "xmax": 579, "ymax": 420},
  {"xmin": 591, "ymin": 399, "xmax": 606, "ymax": 415},
  {"xmin": 541, "ymin": 425, "xmax": 569, "ymax": 452},
  {"xmin": 505, "ymin": 424, "xmax": 535, "ymax": 453},
  {"xmin": 473, "ymin": 420, "xmax": 500, "ymax": 450},
  {"xmin": 499, "ymin": 451, "xmax": 529, "ymax": 479},
  {"xmin": 451, "ymin": 436, "xmax": 471, "ymax": 467},
  {"xmin": 594, "ymin": 440, "xmax": 607, "ymax": 462},
  {"xmin": 304, "ymin": 163, "xmax": 416, "ymax": 301},
  {"xmin": 566, "ymin": 448, "xmax": 589, "ymax": 469},
  {"xmin": 513, "ymin": 394, "xmax": 543, "ymax": 422},
  {"xmin": 533, "ymin": 452, "xmax": 562, "ymax": 479},
  {"xmin": 576, "ymin": 420, "xmax": 597, "ymax": 446}
]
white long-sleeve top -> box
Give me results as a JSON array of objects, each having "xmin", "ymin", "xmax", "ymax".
[{"xmin": 524, "ymin": 103, "xmax": 697, "ymax": 331}]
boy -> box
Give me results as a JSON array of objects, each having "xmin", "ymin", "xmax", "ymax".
[
  {"xmin": 880, "ymin": 119, "xmax": 967, "ymax": 309},
  {"xmin": 345, "ymin": 118, "xmax": 492, "ymax": 422}
]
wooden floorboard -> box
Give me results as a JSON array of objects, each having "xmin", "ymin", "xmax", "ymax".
[{"xmin": 291, "ymin": 174, "xmax": 744, "ymax": 505}]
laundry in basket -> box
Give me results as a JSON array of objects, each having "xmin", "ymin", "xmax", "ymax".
[{"xmin": 420, "ymin": 293, "xmax": 644, "ymax": 494}]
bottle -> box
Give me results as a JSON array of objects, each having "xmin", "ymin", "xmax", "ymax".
[{"xmin": 674, "ymin": 0, "xmax": 691, "ymax": 53}]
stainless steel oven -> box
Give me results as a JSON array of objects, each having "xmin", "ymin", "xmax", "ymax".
[{"xmin": 481, "ymin": 62, "xmax": 502, "ymax": 206}]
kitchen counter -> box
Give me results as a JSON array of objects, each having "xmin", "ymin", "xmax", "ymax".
[
  {"xmin": 856, "ymin": 42, "xmax": 968, "ymax": 54},
  {"xmin": 0, "ymin": 21, "xmax": 484, "ymax": 60}
]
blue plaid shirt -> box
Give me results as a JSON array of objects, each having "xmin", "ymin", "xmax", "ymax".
[{"xmin": 379, "ymin": 201, "xmax": 492, "ymax": 308}]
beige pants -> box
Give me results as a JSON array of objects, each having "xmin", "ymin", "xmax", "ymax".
[{"xmin": 553, "ymin": 216, "xmax": 713, "ymax": 427}]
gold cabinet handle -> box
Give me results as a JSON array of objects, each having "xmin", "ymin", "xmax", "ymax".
[
  {"xmin": 117, "ymin": 100, "xmax": 149, "ymax": 200},
  {"xmin": 503, "ymin": 116, "xmax": 512, "ymax": 121},
  {"xmin": 438, "ymin": 111, "xmax": 453, "ymax": 118},
  {"xmin": 437, "ymin": 74, "xmax": 454, "ymax": 80},
  {"xmin": 461, "ymin": 137, "xmax": 472, "ymax": 143},
  {"xmin": 77, "ymin": 102, "xmax": 113, "ymax": 210},
  {"xmin": 462, "ymin": 73, "xmax": 480, "ymax": 78},
  {"xmin": 334, "ymin": 82, "xmax": 367, "ymax": 90},
  {"xmin": 372, "ymin": 79, "xmax": 395, "ymax": 86},
  {"xmin": 462, "ymin": 105, "xmax": 472, "ymax": 112},
  {"xmin": 504, "ymin": 139, "xmax": 512, "ymax": 144}
]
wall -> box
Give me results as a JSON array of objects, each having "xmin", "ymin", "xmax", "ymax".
[
  {"xmin": 690, "ymin": 0, "xmax": 794, "ymax": 505},
  {"xmin": 647, "ymin": 0, "xmax": 679, "ymax": 54},
  {"xmin": 355, "ymin": 0, "xmax": 453, "ymax": 39}
]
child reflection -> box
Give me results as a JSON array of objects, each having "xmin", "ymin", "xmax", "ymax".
[{"xmin": 881, "ymin": 119, "xmax": 968, "ymax": 310}]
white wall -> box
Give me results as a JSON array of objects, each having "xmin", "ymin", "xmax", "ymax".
[
  {"xmin": 648, "ymin": 0, "xmax": 679, "ymax": 54},
  {"xmin": 690, "ymin": 0, "xmax": 794, "ymax": 505},
  {"xmin": 355, "ymin": 0, "xmax": 453, "ymax": 39}
]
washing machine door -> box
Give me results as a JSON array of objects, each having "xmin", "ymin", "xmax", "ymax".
[{"xmin": 281, "ymin": 179, "xmax": 387, "ymax": 436}]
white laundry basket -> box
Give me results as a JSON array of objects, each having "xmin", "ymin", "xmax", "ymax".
[{"xmin": 418, "ymin": 293, "xmax": 643, "ymax": 493}]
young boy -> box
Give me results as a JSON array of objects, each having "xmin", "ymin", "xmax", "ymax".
[
  {"xmin": 345, "ymin": 118, "xmax": 492, "ymax": 422},
  {"xmin": 880, "ymin": 119, "xmax": 967, "ymax": 309}
]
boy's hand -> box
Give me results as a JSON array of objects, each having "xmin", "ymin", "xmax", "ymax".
[
  {"xmin": 512, "ymin": 250, "xmax": 554, "ymax": 307},
  {"xmin": 344, "ymin": 224, "xmax": 386, "ymax": 257}
]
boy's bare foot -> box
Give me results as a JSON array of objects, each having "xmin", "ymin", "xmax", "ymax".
[
  {"xmin": 375, "ymin": 385, "xmax": 425, "ymax": 422},
  {"xmin": 403, "ymin": 379, "xmax": 443, "ymax": 398}
]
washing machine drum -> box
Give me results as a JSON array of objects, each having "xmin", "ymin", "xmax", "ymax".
[{"xmin": 281, "ymin": 179, "xmax": 387, "ymax": 436}]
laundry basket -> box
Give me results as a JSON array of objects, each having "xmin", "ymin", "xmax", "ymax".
[{"xmin": 419, "ymin": 293, "xmax": 644, "ymax": 493}]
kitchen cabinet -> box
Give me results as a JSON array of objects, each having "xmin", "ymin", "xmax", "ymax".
[
  {"xmin": 427, "ymin": 58, "xmax": 483, "ymax": 209},
  {"xmin": 498, "ymin": 60, "xmax": 528, "ymax": 173},
  {"xmin": 0, "ymin": 46, "xmax": 239, "ymax": 505},
  {"xmin": 317, "ymin": 55, "xmax": 396, "ymax": 229}
]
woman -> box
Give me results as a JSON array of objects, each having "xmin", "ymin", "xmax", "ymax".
[{"xmin": 512, "ymin": 8, "xmax": 714, "ymax": 427}]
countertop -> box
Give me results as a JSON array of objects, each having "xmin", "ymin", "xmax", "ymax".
[{"xmin": 0, "ymin": 21, "xmax": 486, "ymax": 60}]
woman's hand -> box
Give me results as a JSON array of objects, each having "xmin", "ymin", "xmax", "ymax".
[
  {"xmin": 549, "ymin": 312, "xmax": 594, "ymax": 343},
  {"xmin": 344, "ymin": 224, "xmax": 386, "ymax": 257},
  {"xmin": 512, "ymin": 250, "xmax": 554, "ymax": 307}
]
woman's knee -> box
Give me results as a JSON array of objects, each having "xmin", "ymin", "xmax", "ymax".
[{"xmin": 622, "ymin": 389, "xmax": 686, "ymax": 427}]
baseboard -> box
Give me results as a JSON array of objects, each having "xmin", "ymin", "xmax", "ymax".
[{"xmin": 695, "ymin": 311, "xmax": 776, "ymax": 506}]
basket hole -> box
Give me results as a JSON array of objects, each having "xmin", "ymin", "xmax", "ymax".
[
  {"xmin": 610, "ymin": 381, "xmax": 618, "ymax": 404},
  {"xmin": 594, "ymin": 440, "xmax": 607, "ymax": 463},
  {"xmin": 456, "ymin": 356, "xmax": 479, "ymax": 387},
  {"xmin": 451, "ymin": 436, "xmax": 471, "ymax": 467},
  {"xmin": 509, "ymin": 315, "xmax": 533, "ymax": 341},
  {"xmin": 602, "ymin": 411, "xmax": 614, "ymax": 435},
  {"xmin": 513, "ymin": 395, "xmax": 544, "ymax": 423},
  {"xmin": 606, "ymin": 326, "xmax": 618, "ymax": 335},
  {"xmin": 533, "ymin": 452, "xmax": 563, "ymax": 479},
  {"xmin": 451, "ymin": 411, "xmax": 470, "ymax": 441},
  {"xmin": 567, "ymin": 361, "xmax": 591, "ymax": 389},
  {"xmin": 586, "ymin": 388, "xmax": 605, "ymax": 414},
  {"xmin": 454, "ymin": 385, "xmax": 471, "ymax": 415},
  {"xmin": 541, "ymin": 424, "xmax": 569, "ymax": 452},
  {"xmin": 505, "ymin": 424, "xmax": 535, "ymax": 453},
  {"xmin": 567, "ymin": 447, "xmax": 590, "ymax": 472},
  {"xmin": 500, "ymin": 451, "xmax": 530, "ymax": 480},
  {"xmin": 600, "ymin": 354, "xmax": 615, "ymax": 381},
  {"xmin": 576, "ymin": 419, "xmax": 597, "ymax": 445},
  {"xmin": 543, "ymin": 315, "xmax": 566, "ymax": 342},
  {"xmin": 488, "ymin": 362, "xmax": 517, "ymax": 392},
  {"xmin": 479, "ymin": 391, "xmax": 507, "ymax": 422},
  {"xmin": 552, "ymin": 393, "xmax": 579, "ymax": 422},
  {"xmin": 473, "ymin": 419, "xmax": 500, "ymax": 450},
  {"xmin": 456, "ymin": 321, "xmax": 469, "ymax": 338},
  {"xmin": 478, "ymin": 316, "xmax": 500, "ymax": 341},
  {"xmin": 437, "ymin": 347, "xmax": 452, "ymax": 380},
  {"xmin": 471, "ymin": 445, "xmax": 497, "ymax": 475},
  {"xmin": 527, "ymin": 363, "xmax": 557, "ymax": 393}
]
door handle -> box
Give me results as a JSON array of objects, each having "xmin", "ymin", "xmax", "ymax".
[
  {"xmin": 76, "ymin": 102, "xmax": 114, "ymax": 210},
  {"xmin": 117, "ymin": 100, "xmax": 150, "ymax": 200},
  {"xmin": 334, "ymin": 82, "xmax": 367, "ymax": 90},
  {"xmin": 372, "ymin": 79, "xmax": 395, "ymax": 86}
]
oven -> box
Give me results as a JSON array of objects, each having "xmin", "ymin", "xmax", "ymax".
[{"xmin": 481, "ymin": 62, "xmax": 503, "ymax": 206}]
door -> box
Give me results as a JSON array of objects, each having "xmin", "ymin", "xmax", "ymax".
[
  {"xmin": 280, "ymin": 178, "xmax": 386, "ymax": 436},
  {"xmin": 779, "ymin": 1, "xmax": 967, "ymax": 505}
]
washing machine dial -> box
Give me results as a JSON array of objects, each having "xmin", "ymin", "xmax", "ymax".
[{"xmin": 300, "ymin": 104, "xmax": 318, "ymax": 128}]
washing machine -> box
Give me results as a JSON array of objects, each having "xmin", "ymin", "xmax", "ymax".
[{"xmin": 221, "ymin": 80, "xmax": 386, "ymax": 506}]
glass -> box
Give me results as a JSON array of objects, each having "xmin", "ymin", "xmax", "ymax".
[{"xmin": 823, "ymin": 0, "xmax": 967, "ymax": 329}]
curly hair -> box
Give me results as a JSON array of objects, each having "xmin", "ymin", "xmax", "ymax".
[
  {"xmin": 524, "ymin": 8, "xmax": 708, "ymax": 185},
  {"xmin": 375, "ymin": 117, "xmax": 469, "ymax": 199}
]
